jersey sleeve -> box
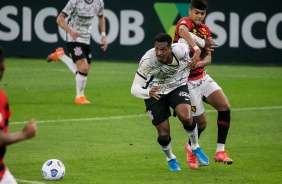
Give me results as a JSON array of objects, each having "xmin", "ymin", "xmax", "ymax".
[
  {"xmin": 97, "ymin": 0, "xmax": 104, "ymax": 16},
  {"xmin": 131, "ymin": 51, "xmax": 155, "ymax": 99},
  {"xmin": 178, "ymin": 33, "xmax": 205, "ymax": 48},
  {"xmin": 62, "ymin": 0, "xmax": 76, "ymax": 16},
  {"xmin": 175, "ymin": 43, "xmax": 191, "ymax": 62},
  {"xmin": 174, "ymin": 17, "xmax": 193, "ymax": 42},
  {"xmin": 179, "ymin": 18, "xmax": 192, "ymax": 30},
  {"xmin": 0, "ymin": 91, "xmax": 10, "ymax": 130},
  {"xmin": 131, "ymin": 74, "xmax": 151, "ymax": 99}
]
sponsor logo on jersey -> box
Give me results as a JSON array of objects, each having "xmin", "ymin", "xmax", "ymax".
[{"xmin": 178, "ymin": 91, "xmax": 190, "ymax": 99}]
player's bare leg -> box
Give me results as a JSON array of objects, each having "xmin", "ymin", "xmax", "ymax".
[{"xmin": 206, "ymin": 89, "xmax": 233, "ymax": 164}]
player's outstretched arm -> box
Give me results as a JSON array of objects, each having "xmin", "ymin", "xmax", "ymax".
[
  {"xmin": 22, "ymin": 119, "xmax": 37, "ymax": 139},
  {"xmin": 0, "ymin": 119, "xmax": 37, "ymax": 146},
  {"xmin": 178, "ymin": 25, "xmax": 201, "ymax": 68},
  {"xmin": 187, "ymin": 33, "xmax": 219, "ymax": 51}
]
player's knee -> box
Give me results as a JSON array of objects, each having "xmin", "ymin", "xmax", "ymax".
[
  {"xmin": 158, "ymin": 134, "xmax": 170, "ymax": 142},
  {"xmin": 215, "ymin": 101, "xmax": 230, "ymax": 111},
  {"xmin": 197, "ymin": 120, "xmax": 207, "ymax": 129},
  {"xmin": 78, "ymin": 68, "xmax": 89, "ymax": 74},
  {"xmin": 221, "ymin": 102, "xmax": 231, "ymax": 111},
  {"xmin": 178, "ymin": 115, "xmax": 193, "ymax": 126},
  {"xmin": 156, "ymin": 127, "xmax": 170, "ymax": 139}
]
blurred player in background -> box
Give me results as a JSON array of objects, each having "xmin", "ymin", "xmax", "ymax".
[
  {"xmin": 131, "ymin": 33, "xmax": 213, "ymax": 171},
  {"xmin": 46, "ymin": 0, "xmax": 108, "ymax": 104},
  {"xmin": 174, "ymin": 0, "xmax": 233, "ymax": 169},
  {"xmin": 0, "ymin": 46, "xmax": 37, "ymax": 184}
]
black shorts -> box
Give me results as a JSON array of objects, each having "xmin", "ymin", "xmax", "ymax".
[
  {"xmin": 144, "ymin": 84, "xmax": 191, "ymax": 126},
  {"xmin": 66, "ymin": 42, "xmax": 92, "ymax": 64}
]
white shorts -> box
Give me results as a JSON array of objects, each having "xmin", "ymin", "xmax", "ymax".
[
  {"xmin": 0, "ymin": 169, "xmax": 17, "ymax": 184},
  {"xmin": 188, "ymin": 74, "xmax": 221, "ymax": 116}
]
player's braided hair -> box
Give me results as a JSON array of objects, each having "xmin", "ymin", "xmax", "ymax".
[{"xmin": 190, "ymin": 0, "xmax": 208, "ymax": 10}]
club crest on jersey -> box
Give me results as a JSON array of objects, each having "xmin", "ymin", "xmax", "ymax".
[
  {"xmin": 191, "ymin": 105, "xmax": 196, "ymax": 113},
  {"xmin": 73, "ymin": 47, "xmax": 83, "ymax": 56}
]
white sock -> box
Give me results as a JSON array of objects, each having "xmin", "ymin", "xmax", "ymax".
[
  {"xmin": 59, "ymin": 55, "xmax": 77, "ymax": 74},
  {"xmin": 216, "ymin": 143, "xmax": 225, "ymax": 152},
  {"xmin": 185, "ymin": 124, "xmax": 199, "ymax": 150},
  {"xmin": 76, "ymin": 73, "xmax": 87, "ymax": 98},
  {"xmin": 159, "ymin": 141, "xmax": 176, "ymax": 161},
  {"xmin": 187, "ymin": 143, "xmax": 192, "ymax": 151}
]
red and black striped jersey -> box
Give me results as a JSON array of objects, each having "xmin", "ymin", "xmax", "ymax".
[{"xmin": 174, "ymin": 17, "xmax": 211, "ymax": 81}]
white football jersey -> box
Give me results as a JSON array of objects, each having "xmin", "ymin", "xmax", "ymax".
[
  {"xmin": 136, "ymin": 43, "xmax": 191, "ymax": 95},
  {"xmin": 62, "ymin": 0, "xmax": 104, "ymax": 44}
]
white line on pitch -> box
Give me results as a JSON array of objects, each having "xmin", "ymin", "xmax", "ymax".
[
  {"xmin": 10, "ymin": 106, "xmax": 282, "ymax": 125},
  {"xmin": 16, "ymin": 179, "xmax": 46, "ymax": 184}
]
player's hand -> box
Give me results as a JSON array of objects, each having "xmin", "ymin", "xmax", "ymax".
[
  {"xmin": 190, "ymin": 49, "xmax": 200, "ymax": 69},
  {"xmin": 101, "ymin": 37, "xmax": 108, "ymax": 51},
  {"xmin": 204, "ymin": 37, "xmax": 219, "ymax": 51},
  {"xmin": 70, "ymin": 31, "xmax": 81, "ymax": 39},
  {"xmin": 149, "ymin": 86, "xmax": 162, "ymax": 100},
  {"xmin": 22, "ymin": 119, "xmax": 37, "ymax": 139}
]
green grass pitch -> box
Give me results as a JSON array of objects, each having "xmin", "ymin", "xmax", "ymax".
[{"xmin": 1, "ymin": 58, "xmax": 282, "ymax": 184}]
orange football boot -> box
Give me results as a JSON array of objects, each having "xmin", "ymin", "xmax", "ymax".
[
  {"xmin": 214, "ymin": 151, "xmax": 233, "ymax": 164},
  {"xmin": 185, "ymin": 143, "xmax": 198, "ymax": 169},
  {"xmin": 75, "ymin": 96, "xmax": 90, "ymax": 104},
  {"xmin": 46, "ymin": 47, "xmax": 65, "ymax": 62}
]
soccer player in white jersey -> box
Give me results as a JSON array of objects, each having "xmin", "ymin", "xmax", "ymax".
[
  {"xmin": 46, "ymin": 0, "xmax": 108, "ymax": 104},
  {"xmin": 131, "ymin": 33, "xmax": 211, "ymax": 171}
]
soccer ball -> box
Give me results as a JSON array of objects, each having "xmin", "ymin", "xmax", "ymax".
[{"xmin": 41, "ymin": 159, "xmax": 65, "ymax": 180}]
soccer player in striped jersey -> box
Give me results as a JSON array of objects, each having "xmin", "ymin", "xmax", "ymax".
[
  {"xmin": 46, "ymin": 0, "xmax": 108, "ymax": 104},
  {"xmin": 174, "ymin": 0, "xmax": 233, "ymax": 169},
  {"xmin": 0, "ymin": 46, "xmax": 37, "ymax": 184},
  {"xmin": 131, "ymin": 33, "xmax": 211, "ymax": 171}
]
